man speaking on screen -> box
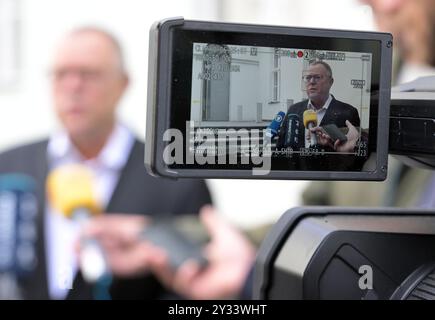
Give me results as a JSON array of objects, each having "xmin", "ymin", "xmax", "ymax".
[{"xmin": 276, "ymin": 60, "xmax": 361, "ymax": 152}]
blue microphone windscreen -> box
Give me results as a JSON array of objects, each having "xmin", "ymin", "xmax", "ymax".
[
  {"xmin": 0, "ymin": 174, "xmax": 38, "ymax": 276},
  {"xmin": 269, "ymin": 111, "xmax": 286, "ymax": 131}
]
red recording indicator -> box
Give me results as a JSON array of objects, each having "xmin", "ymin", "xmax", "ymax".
[{"xmin": 297, "ymin": 50, "xmax": 304, "ymax": 58}]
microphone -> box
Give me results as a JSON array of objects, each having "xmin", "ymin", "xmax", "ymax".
[
  {"xmin": 263, "ymin": 111, "xmax": 285, "ymax": 148},
  {"xmin": 303, "ymin": 109, "xmax": 318, "ymax": 146},
  {"xmin": 46, "ymin": 164, "xmax": 108, "ymax": 283},
  {"xmin": 285, "ymin": 113, "xmax": 303, "ymax": 149},
  {"xmin": 0, "ymin": 174, "xmax": 38, "ymax": 299}
]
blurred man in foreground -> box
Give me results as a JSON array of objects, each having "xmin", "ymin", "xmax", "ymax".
[{"xmin": 0, "ymin": 27, "xmax": 212, "ymax": 299}]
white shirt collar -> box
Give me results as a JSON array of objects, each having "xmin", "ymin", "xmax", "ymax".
[
  {"xmin": 308, "ymin": 94, "xmax": 332, "ymax": 112},
  {"xmin": 47, "ymin": 123, "xmax": 134, "ymax": 171},
  {"xmin": 45, "ymin": 123, "xmax": 135, "ymax": 300}
]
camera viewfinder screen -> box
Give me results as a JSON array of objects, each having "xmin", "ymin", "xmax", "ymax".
[{"xmin": 181, "ymin": 42, "xmax": 376, "ymax": 173}]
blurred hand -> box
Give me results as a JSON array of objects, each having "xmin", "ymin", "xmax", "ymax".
[
  {"xmin": 309, "ymin": 121, "xmax": 360, "ymax": 152},
  {"xmin": 81, "ymin": 214, "xmax": 152, "ymax": 276},
  {"xmin": 147, "ymin": 205, "xmax": 256, "ymax": 300},
  {"xmin": 309, "ymin": 126, "xmax": 334, "ymax": 147},
  {"xmin": 334, "ymin": 120, "xmax": 359, "ymax": 152}
]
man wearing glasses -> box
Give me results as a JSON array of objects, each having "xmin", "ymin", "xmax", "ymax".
[
  {"xmin": 0, "ymin": 27, "xmax": 212, "ymax": 299},
  {"xmin": 276, "ymin": 60, "xmax": 360, "ymax": 151}
]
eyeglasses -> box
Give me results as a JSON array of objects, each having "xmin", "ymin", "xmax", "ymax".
[
  {"xmin": 302, "ymin": 74, "xmax": 327, "ymax": 83},
  {"xmin": 49, "ymin": 68, "xmax": 106, "ymax": 83}
]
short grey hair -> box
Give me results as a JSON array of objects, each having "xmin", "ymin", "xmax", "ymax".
[
  {"xmin": 308, "ymin": 60, "xmax": 333, "ymax": 78},
  {"xmin": 67, "ymin": 26, "xmax": 127, "ymax": 75}
]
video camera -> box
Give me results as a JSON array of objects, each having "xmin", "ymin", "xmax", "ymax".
[
  {"xmin": 144, "ymin": 17, "xmax": 435, "ymax": 300},
  {"xmin": 145, "ymin": 17, "xmax": 434, "ymax": 181}
]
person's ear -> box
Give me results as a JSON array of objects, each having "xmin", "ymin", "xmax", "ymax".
[{"xmin": 122, "ymin": 73, "xmax": 129, "ymax": 89}]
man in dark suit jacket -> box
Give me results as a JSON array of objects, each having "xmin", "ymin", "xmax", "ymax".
[
  {"xmin": 277, "ymin": 60, "xmax": 360, "ymax": 150},
  {"xmin": 0, "ymin": 139, "xmax": 211, "ymax": 300},
  {"xmin": 0, "ymin": 27, "xmax": 211, "ymax": 299}
]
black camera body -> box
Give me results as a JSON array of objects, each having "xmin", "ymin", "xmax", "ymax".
[{"xmin": 254, "ymin": 207, "xmax": 435, "ymax": 300}]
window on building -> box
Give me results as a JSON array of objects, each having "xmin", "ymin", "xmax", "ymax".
[{"xmin": 270, "ymin": 48, "xmax": 280, "ymax": 103}]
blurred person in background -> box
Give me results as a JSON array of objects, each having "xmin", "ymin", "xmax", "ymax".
[
  {"xmin": 0, "ymin": 27, "xmax": 212, "ymax": 299},
  {"xmin": 304, "ymin": 0, "xmax": 435, "ymax": 208},
  {"xmin": 83, "ymin": 0, "xmax": 435, "ymax": 300}
]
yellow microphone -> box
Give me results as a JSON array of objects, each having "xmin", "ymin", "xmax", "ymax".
[
  {"xmin": 47, "ymin": 164, "xmax": 108, "ymax": 283},
  {"xmin": 47, "ymin": 164, "xmax": 100, "ymax": 218},
  {"xmin": 303, "ymin": 109, "xmax": 318, "ymax": 146}
]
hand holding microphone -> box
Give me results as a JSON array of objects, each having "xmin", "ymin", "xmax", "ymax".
[
  {"xmin": 307, "ymin": 121, "xmax": 360, "ymax": 152},
  {"xmin": 333, "ymin": 120, "xmax": 360, "ymax": 152},
  {"xmin": 47, "ymin": 164, "xmax": 108, "ymax": 283},
  {"xmin": 303, "ymin": 109, "xmax": 318, "ymax": 146}
]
